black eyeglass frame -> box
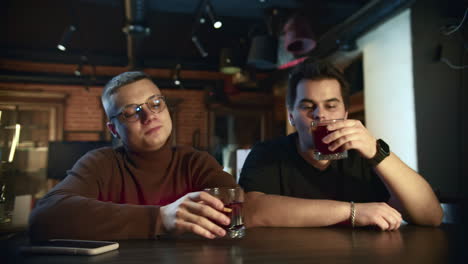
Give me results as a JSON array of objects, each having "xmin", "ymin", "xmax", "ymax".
[{"xmin": 109, "ymin": 94, "xmax": 167, "ymax": 122}]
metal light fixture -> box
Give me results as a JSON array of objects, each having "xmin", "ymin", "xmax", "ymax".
[
  {"xmin": 74, "ymin": 55, "xmax": 88, "ymax": 77},
  {"xmin": 220, "ymin": 48, "xmax": 241, "ymax": 74},
  {"xmin": 192, "ymin": 35, "xmax": 208, "ymax": 57},
  {"xmin": 205, "ymin": 1, "xmax": 222, "ymax": 29},
  {"xmin": 247, "ymin": 35, "xmax": 278, "ymax": 70},
  {"xmin": 283, "ymin": 14, "xmax": 316, "ymax": 56},
  {"xmin": 74, "ymin": 64, "xmax": 82, "ymax": 76},
  {"xmin": 172, "ymin": 64, "xmax": 183, "ymax": 87},
  {"xmin": 191, "ymin": 0, "xmax": 223, "ymax": 58},
  {"xmin": 57, "ymin": 25, "xmax": 77, "ymax": 51}
]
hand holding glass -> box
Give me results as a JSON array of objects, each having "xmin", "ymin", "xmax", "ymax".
[
  {"xmin": 204, "ymin": 187, "xmax": 245, "ymax": 238},
  {"xmin": 312, "ymin": 119, "xmax": 348, "ymax": 160}
]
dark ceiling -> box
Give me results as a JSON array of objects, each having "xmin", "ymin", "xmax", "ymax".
[{"xmin": 1, "ymin": 0, "xmax": 374, "ymax": 72}]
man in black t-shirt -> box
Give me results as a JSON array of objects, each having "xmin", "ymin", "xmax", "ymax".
[{"xmin": 240, "ymin": 59, "xmax": 443, "ymax": 230}]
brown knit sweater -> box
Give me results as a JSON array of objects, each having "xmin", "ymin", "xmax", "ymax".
[{"xmin": 29, "ymin": 141, "xmax": 237, "ymax": 241}]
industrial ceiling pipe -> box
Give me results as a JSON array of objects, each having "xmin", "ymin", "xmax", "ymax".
[{"xmin": 123, "ymin": 0, "xmax": 150, "ymax": 69}]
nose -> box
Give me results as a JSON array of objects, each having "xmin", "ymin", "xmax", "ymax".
[
  {"xmin": 140, "ymin": 104, "xmax": 157, "ymax": 124},
  {"xmin": 312, "ymin": 106, "xmax": 326, "ymax": 121}
]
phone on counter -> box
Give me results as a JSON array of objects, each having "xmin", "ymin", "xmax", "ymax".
[{"xmin": 20, "ymin": 239, "xmax": 119, "ymax": 255}]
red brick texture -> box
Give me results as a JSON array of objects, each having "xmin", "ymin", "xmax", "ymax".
[{"xmin": 1, "ymin": 82, "xmax": 209, "ymax": 148}]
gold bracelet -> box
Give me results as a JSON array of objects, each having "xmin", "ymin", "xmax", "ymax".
[{"xmin": 350, "ymin": 201, "xmax": 356, "ymax": 228}]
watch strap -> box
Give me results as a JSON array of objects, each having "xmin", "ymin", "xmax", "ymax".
[{"xmin": 368, "ymin": 139, "xmax": 390, "ymax": 166}]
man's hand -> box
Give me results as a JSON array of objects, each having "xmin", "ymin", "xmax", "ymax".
[
  {"xmin": 354, "ymin": 202, "xmax": 402, "ymax": 231},
  {"xmin": 322, "ymin": 119, "xmax": 377, "ymax": 159},
  {"xmin": 160, "ymin": 192, "xmax": 230, "ymax": 239}
]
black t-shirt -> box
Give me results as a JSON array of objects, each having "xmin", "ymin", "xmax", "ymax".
[{"xmin": 239, "ymin": 133, "xmax": 390, "ymax": 203}]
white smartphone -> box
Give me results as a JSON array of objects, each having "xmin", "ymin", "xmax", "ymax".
[{"xmin": 20, "ymin": 239, "xmax": 119, "ymax": 255}]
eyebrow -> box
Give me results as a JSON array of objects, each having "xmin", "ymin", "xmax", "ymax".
[
  {"xmin": 298, "ymin": 98, "xmax": 341, "ymax": 104},
  {"xmin": 122, "ymin": 94, "xmax": 163, "ymax": 108}
]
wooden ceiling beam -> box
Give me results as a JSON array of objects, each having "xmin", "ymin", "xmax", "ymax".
[{"xmin": 0, "ymin": 59, "xmax": 229, "ymax": 81}]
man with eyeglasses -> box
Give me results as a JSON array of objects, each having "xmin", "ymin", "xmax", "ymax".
[{"xmin": 29, "ymin": 71, "xmax": 238, "ymax": 241}]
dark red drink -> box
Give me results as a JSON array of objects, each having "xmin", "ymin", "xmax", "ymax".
[
  {"xmin": 223, "ymin": 202, "xmax": 244, "ymax": 231},
  {"xmin": 311, "ymin": 119, "xmax": 348, "ymax": 160},
  {"xmin": 313, "ymin": 124, "xmax": 339, "ymax": 155},
  {"xmin": 204, "ymin": 187, "xmax": 246, "ymax": 238}
]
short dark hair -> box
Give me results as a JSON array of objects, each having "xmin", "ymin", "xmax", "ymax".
[
  {"xmin": 101, "ymin": 71, "xmax": 152, "ymax": 117},
  {"xmin": 286, "ymin": 59, "xmax": 350, "ymax": 110}
]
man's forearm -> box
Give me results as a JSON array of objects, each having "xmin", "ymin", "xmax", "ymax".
[
  {"xmin": 374, "ymin": 153, "xmax": 443, "ymax": 226},
  {"xmin": 243, "ymin": 192, "xmax": 351, "ymax": 227},
  {"xmin": 29, "ymin": 192, "xmax": 162, "ymax": 241}
]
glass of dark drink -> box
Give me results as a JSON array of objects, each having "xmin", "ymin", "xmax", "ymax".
[
  {"xmin": 311, "ymin": 119, "xmax": 348, "ymax": 160},
  {"xmin": 204, "ymin": 187, "xmax": 245, "ymax": 239}
]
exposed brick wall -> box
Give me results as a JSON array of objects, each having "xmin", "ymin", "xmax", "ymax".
[
  {"xmin": 1, "ymin": 82, "xmax": 209, "ymax": 148},
  {"xmin": 64, "ymin": 88, "xmax": 103, "ymax": 131},
  {"xmin": 65, "ymin": 132, "xmax": 102, "ymax": 141},
  {"xmin": 163, "ymin": 89, "xmax": 208, "ymax": 148}
]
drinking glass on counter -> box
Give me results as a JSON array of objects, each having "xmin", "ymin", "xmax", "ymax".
[{"xmin": 204, "ymin": 187, "xmax": 245, "ymax": 239}]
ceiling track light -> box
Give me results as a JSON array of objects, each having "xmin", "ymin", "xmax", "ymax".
[
  {"xmin": 205, "ymin": 1, "xmax": 222, "ymax": 29},
  {"xmin": 172, "ymin": 63, "xmax": 183, "ymax": 87},
  {"xmin": 122, "ymin": 24, "xmax": 151, "ymax": 36},
  {"xmin": 57, "ymin": 25, "xmax": 77, "ymax": 51},
  {"xmin": 74, "ymin": 64, "xmax": 82, "ymax": 76},
  {"xmin": 74, "ymin": 55, "xmax": 88, "ymax": 76},
  {"xmin": 191, "ymin": 0, "xmax": 220, "ymax": 58},
  {"xmin": 191, "ymin": 35, "xmax": 208, "ymax": 57}
]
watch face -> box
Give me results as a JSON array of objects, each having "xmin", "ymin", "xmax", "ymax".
[{"xmin": 378, "ymin": 139, "xmax": 390, "ymax": 154}]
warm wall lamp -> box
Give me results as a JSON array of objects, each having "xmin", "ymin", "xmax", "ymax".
[
  {"xmin": 57, "ymin": 25, "xmax": 77, "ymax": 51},
  {"xmin": 172, "ymin": 63, "xmax": 183, "ymax": 87},
  {"xmin": 74, "ymin": 64, "xmax": 82, "ymax": 76},
  {"xmin": 74, "ymin": 55, "xmax": 88, "ymax": 76},
  {"xmin": 220, "ymin": 48, "xmax": 241, "ymax": 74}
]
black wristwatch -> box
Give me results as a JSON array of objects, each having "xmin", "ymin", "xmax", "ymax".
[{"xmin": 368, "ymin": 139, "xmax": 390, "ymax": 167}]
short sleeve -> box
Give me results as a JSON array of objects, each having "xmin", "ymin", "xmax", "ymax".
[{"xmin": 239, "ymin": 141, "xmax": 282, "ymax": 195}]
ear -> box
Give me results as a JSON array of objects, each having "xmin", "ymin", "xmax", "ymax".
[
  {"xmin": 288, "ymin": 112, "xmax": 295, "ymax": 126},
  {"xmin": 106, "ymin": 122, "xmax": 120, "ymax": 138}
]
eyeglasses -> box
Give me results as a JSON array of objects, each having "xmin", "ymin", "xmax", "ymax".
[{"xmin": 110, "ymin": 94, "xmax": 166, "ymax": 122}]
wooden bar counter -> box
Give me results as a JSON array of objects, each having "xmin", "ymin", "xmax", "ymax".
[{"xmin": 1, "ymin": 224, "xmax": 466, "ymax": 264}]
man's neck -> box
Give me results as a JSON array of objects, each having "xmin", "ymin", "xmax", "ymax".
[{"xmin": 296, "ymin": 136, "xmax": 331, "ymax": 171}]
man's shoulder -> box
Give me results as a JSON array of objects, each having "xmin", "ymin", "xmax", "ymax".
[
  {"xmin": 172, "ymin": 145, "xmax": 204, "ymax": 155},
  {"xmin": 88, "ymin": 145, "xmax": 119, "ymax": 155},
  {"xmin": 80, "ymin": 146, "xmax": 121, "ymax": 163},
  {"xmin": 68, "ymin": 146, "xmax": 122, "ymax": 177},
  {"xmin": 171, "ymin": 145, "xmax": 215, "ymax": 162},
  {"xmin": 171, "ymin": 145, "xmax": 224, "ymax": 174},
  {"xmin": 251, "ymin": 133, "xmax": 296, "ymax": 154}
]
